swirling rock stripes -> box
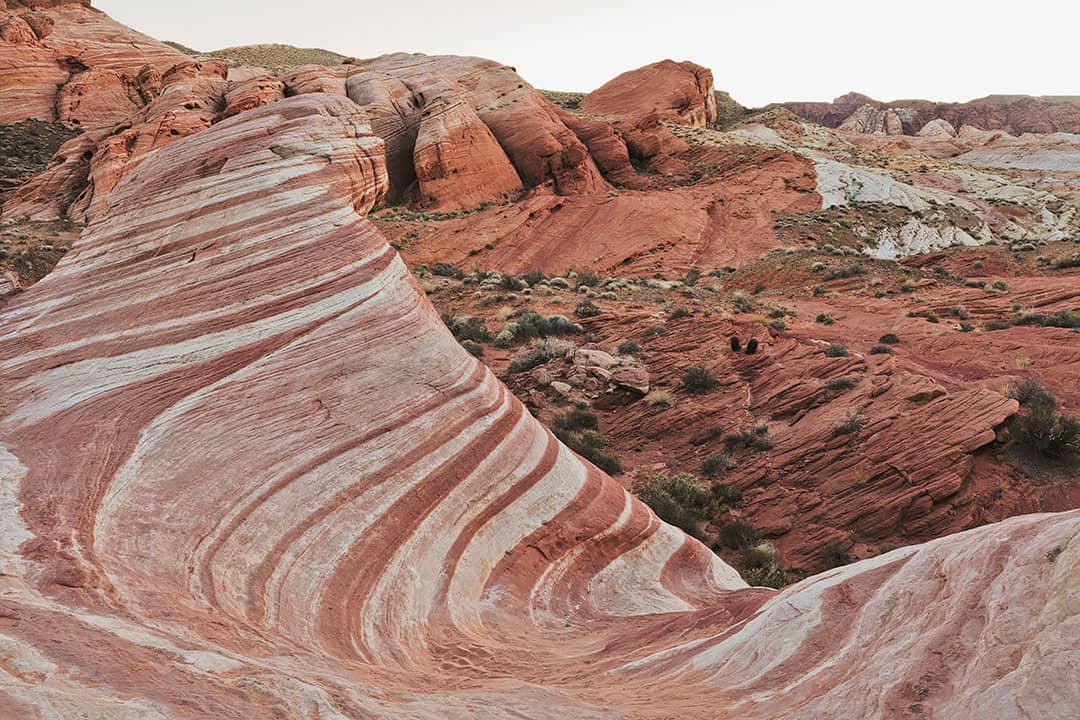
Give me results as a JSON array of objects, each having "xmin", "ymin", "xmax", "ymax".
[{"xmin": 0, "ymin": 92, "xmax": 1076, "ymax": 719}]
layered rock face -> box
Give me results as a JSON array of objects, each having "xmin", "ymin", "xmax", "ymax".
[
  {"xmin": 0, "ymin": 89, "xmax": 1077, "ymax": 719},
  {"xmin": 579, "ymin": 59, "xmax": 718, "ymax": 127},
  {"xmin": 0, "ymin": 0, "xmax": 187, "ymax": 126},
  {"xmin": 785, "ymin": 91, "xmax": 1080, "ymax": 135}
]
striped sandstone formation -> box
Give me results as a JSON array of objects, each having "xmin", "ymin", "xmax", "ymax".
[{"xmin": 0, "ymin": 91, "xmax": 1076, "ymax": 720}]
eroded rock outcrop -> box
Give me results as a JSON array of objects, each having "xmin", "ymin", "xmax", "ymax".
[
  {"xmin": 785, "ymin": 91, "xmax": 1080, "ymax": 136},
  {"xmin": 579, "ymin": 59, "xmax": 718, "ymax": 127}
]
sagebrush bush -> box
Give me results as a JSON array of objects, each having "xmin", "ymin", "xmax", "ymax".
[
  {"xmin": 636, "ymin": 473, "xmax": 735, "ymax": 537},
  {"xmin": 701, "ymin": 452, "xmax": 735, "ymax": 477},
  {"xmin": 879, "ymin": 333, "xmax": 900, "ymax": 344},
  {"xmin": 575, "ymin": 299, "xmax": 602, "ymax": 318},
  {"xmin": 443, "ymin": 314, "xmax": 492, "ymax": 343},
  {"xmin": 616, "ymin": 340, "xmax": 641, "ymax": 356},
  {"xmin": 718, "ymin": 520, "xmax": 760, "ymax": 549},
  {"xmin": 869, "ymin": 344, "xmax": 892, "ymax": 355},
  {"xmin": 508, "ymin": 338, "xmax": 574, "ymax": 373},
  {"xmin": 1006, "ymin": 377, "xmax": 1079, "ymax": 457},
  {"xmin": 682, "ymin": 365, "xmax": 719, "ymax": 394},
  {"xmin": 824, "ymin": 343, "xmax": 849, "ymax": 358}
]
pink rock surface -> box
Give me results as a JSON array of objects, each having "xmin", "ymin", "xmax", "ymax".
[
  {"xmin": 580, "ymin": 59, "xmax": 719, "ymax": 127},
  {"xmin": 0, "ymin": 1, "xmax": 188, "ymax": 126},
  {"xmin": 0, "ymin": 91, "xmax": 1076, "ymax": 719}
]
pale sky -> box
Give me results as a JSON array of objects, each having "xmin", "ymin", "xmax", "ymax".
[{"xmin": 96, "ymin": 0, "xmax": 1079, "ymax": 108}]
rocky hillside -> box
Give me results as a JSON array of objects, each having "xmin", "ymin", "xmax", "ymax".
[
  {"xmin": 0, "ymin": 2, "xmax": 1077, "ymax": 718},
  {"xmin": 783, "ymin": 91, "xmax": 1080, "ymax": 136}
]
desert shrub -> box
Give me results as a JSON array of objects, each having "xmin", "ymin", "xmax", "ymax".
[
  {"xmin": 951, "ymin": 306, "xmax": 970, "ymax": 320},
  {"xmin": 769, "ymin": 319, "xmax": 787, "ymax": 332},
  {"xmin": 1006, "ymin": 378, "xmax": 1079, "ymax": 457},
  {"xmin": 825, "ymin": 376, "xmax": 857, "ymax": 391},
  {"xmin": 1008, "ymin": 377, "xmax": 1055, "ymax": 407},
  {"xmin": 498, "ymin": 273, "xmax": 522, "ymax": 290},
  {"xmin": 1013, "ymin": 311, "xmax": 1080, "ymax": 329},
  {"xmin": 812, "ymin": 285, "xmax": 825, "ymax": 297},
  {"xmin": 508, "ymin": 338, "xmax": 574, "ymax": 373},
  {"xmin": 984, "ymin": 321, "xmax": 1013, "ymax": 331},
  {"xmin": 635, "ymin": 473, "xmax": 732, "ymax": 537},
  {"xmin": 572, "ymin": 268, "xmax": 602, "ymax": 288},
  {"xmin": 879, "ymin": 333, "xmax": 900, "ymax": 344},
  {"xmin": 991, "ymin": 280, "xmax": 1011, "ymax": 292},
  {"xmin": 833, "ymin": 412, "xmax": 865, "ymax": 436},
  {"xmin": 503, "ymin": 311, "xmax": 583, "ymax": 344},
  {"xmin": 718, "ymin": 520, "xmax": 760, "ymax": 549},
  {"xmin": 432, "ymin": 262, "xmax": 465, "ymax": 279},
  {"xmin": 617, "ymin": 340, "xmax": 641, "ymax": 356},
  {"xmin": 823, "ymin": 265, "xmax": 866, "ymax": 281},
  {"xmin": 551, "ymin": 407, "xmax": 599, "ymax": 434},
  {"xmin": 575, "ymin": 300, "xmax": 602, "ymax": 318},
  {"xmin": 811, "ymin": 262, "xmax": 827, "ymax": 272},
  {"xmin": 816, "ymin": 313, "xmax": 835, "ymax": 325},
  {"xmin": 684, "ymin": 267, "xmax": 702, "ymax": 287},
  {"xmin": 1053, "ymin": 254, "xmax": 1080, "ymax": 270},
  {"xmin": 925, "ymin": 311, "xmax": 940, "ymax": 323},
  {"xmin": 551, "ymin": 412, "xmax": 621, "ymax": 474},
  {"xmin": 443, "ymin": 314, "xmax": 492, "ymax": 343},
  {"xmin": 724, "ymin": 421, "xmax": 773, "ymax": 452},
  {"xmin": 643, "ymin": 325, "xmax": 668, "ymax": 337},
  {"xmin": 824, "ymin": 343, "xmax": 849, "ymax": 358},
  {"xmin": 732, "ymin": 291, "xmax": 756, "ymax": 313},
  {"xmin": 741, "ymin": 544, "xmax": 787, "ymax": 588},
  {"xmin": 520, "ymin": 269, "xmax": 546, "ymax": 286},
  {"xmin": 691, "ymin": 425, "xmax": 726, "ymax": 446},
  {"xmin": 644, "ymin": 390, "xmax": 675, "ymax": 407},
  {"xmin": 959, "ymin": 323, "xmax": 975, "ymax": 333},
  {"xmin": 461, "ymin": 340, "xmax": 484, "ymax": 357},
  {"xmin": 701, "ymin": 452, "xmax": 735, "ymax": 478},
  {"xmin": 822, "ymin": 542, "xmax": 853, "ymax": 569},
  {"xmin": 682, "ymin": 365, "xmax": 719, "ymax": 394},
  {"xmin": 668, "ymin": 307, "xmax": 692, "ymax": 320},
  {"xmin": 869, "ymin": 344, "xmax": 892, "ymax": 355}
]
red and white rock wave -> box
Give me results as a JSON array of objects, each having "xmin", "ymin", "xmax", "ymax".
[{"xmin": 0, "ymin": 92, "xmax": 1076, "ymax": 719}]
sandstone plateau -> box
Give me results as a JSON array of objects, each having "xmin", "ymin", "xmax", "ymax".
[{"xmin": 0, "ymin": 2, "xmax": 1078, "ymax": 719}]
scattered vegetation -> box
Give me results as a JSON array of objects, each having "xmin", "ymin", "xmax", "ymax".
[
  {"xmin": 740, "ymin": 544, "xmax": 788, "ymax": 588},
  {"xmin": 816, "ymin": 313, "xmax": 836, "ymax": 325},
  {"xmin": 833, "ymin": 411, "xmax": 865, "ymax": 437},
  {"xmin": 701, "ymin": 452, "xmax": 736, "ymax": 478},
  {"xmin": 508, "ymin": 338, "xmax": 574, "ymax": 373},
  {"xmin": 717, "ymin": 520, "xmax": 760, "ymax": 549},
  {"xmin": 644, "ymin": 389, "xmax": 676, "ymax": 408},
  {"xmin": 668, "ymin": 307, "xmax": 692, "ymax": 320},
  {"xmin": 1006, "ymin": 377, "xmax": 1079, "ymax": 458},
  {"xmin": 442, "ymin": 313, "xmax": 492, "ymax": 343},
  {"xmin": 575, "ymin": 300, "xmax": 602, "ymax": 318},
  {"xmin": 825, "ymin": 376, "xmax": 857, "ymax": 392},
  {"xmin": 822, "ymin": 542, "xmax": 853, "ymax": 569},
  {"xmin": 497, "ymin": 311, "xmax": 583, "ymax": 347},
  {"xmin": 635, "ymin": 473, "xmax": 737, "ymax": 538},
  {"xmin": 879, "ymin": 333, "xmax": 900, "ymax": 344},
  {"xmin": 724, "ymin": 420, "xmax": 773, "ymax": 452},
  {"xmin": 682, "ymin": 365, "xmax": 719, "ymax": 394},
  {"xmin": 616, "ymin": 340, "xmax": 641, "ymax": 356},
  {"xmin": 550, "ymin": 406, "xmax": 622, "ymax": 475},
  {"xmin": 824, "ymin": 343, "xmax": 849, "ymax": 358},
  {"xmin": 432, "ymin": 262, "xmax": 465, "ymax": 280}
]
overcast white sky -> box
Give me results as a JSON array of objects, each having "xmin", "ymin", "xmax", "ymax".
[{"xmin": 96, "ymin": 0, "xmax": 1079, "ymax": 107}]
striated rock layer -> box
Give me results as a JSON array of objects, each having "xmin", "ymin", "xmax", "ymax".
[
  {"xmin": 579, "ymin": 59, "xmax": 718, "ymax": 127},
  {"xmin": 0, "ymin": 92, "xmax": 1076, "ymax": 719}
]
